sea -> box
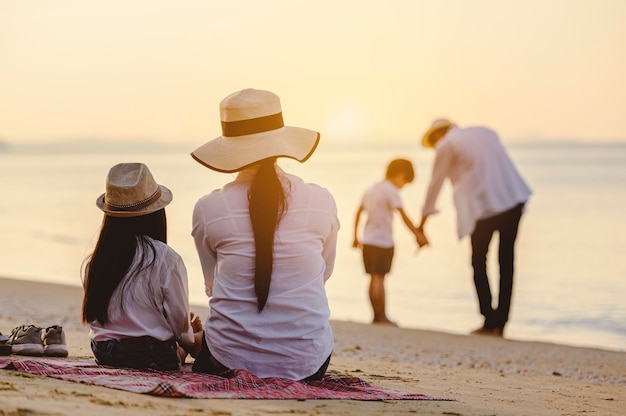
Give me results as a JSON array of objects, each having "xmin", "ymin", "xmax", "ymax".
[{"xmin": 1, "ymin": 138, "xmax": 625, "ymax": 352}]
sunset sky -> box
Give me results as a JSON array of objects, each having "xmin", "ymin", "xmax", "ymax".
[{"xmin": 1, "ymin": 0, "xmax": 625, "ymax": 145}]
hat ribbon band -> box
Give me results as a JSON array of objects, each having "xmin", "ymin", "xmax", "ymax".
[
  {"xmin": 105, "ymin": 188, "xmax": 162, "ymax": 212},
  {"xmin": 221, "ymin": 112, "xmax": 284, "ymax": 137}
]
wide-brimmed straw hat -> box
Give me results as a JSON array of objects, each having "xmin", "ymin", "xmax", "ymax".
[
  {"xmin": 191, "ymin": 88, "xmax": 320, "ymax": 173},
  {"xmin": 96, "ymin": 163, "xmax": 172, "ymax": 217},
  {"xmin": 422, "ymin": 118, "xmax": 455, "ymax": 148}
]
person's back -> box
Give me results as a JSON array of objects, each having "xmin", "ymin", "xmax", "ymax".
[
  {"xmin": 439, "ymin": 126, "xmax": 531, "ymax": 237},
  {"xmin": 83, "ymin": 163, "xmax": 200, "ymax": 371},
  {"xmin": 190, "ymin": 88, "xmax": 339, "ymax": 381},
  {"xmin": 192, "ymin": 170, "xmax": 337, "ymax": 379},
  {"xmin": 88, "ymin": 237, "xmax": 187, "ymax": 343},
  {"xmin": 419, "ymin": 119, "xmax": 531, "ymax": 336},
  {"xmin": 360, "ymin": 180, "xmax": 401, "ymax": 249},
  {"xmin": 353, "ymin": 158, "xmax": 426, "ymax": 325}
]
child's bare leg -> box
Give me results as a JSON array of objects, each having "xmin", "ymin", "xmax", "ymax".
[{"xmin": 369, "ymin": 273, "xmax": 394, "ymax": 324}]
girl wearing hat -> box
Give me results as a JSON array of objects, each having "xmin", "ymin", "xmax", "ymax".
[
  {"xmin": 82, "ymin": 163, "xmax": 202, "ymax": 370},
  {"xmin": 191, "ymin": 89, "xmax": 339, "ymax": 380}
]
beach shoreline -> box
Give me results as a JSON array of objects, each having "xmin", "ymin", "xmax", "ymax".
[{"xmin": 0, "ymin": 276, "xmax": 624, "ymax": 415}]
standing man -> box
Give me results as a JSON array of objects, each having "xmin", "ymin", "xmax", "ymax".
[{"xmin": 417, "ymin": 119, "xmax": 531, "ymax": 336}]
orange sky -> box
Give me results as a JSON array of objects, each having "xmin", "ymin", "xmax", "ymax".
[{"xmin": 1, "ymin": 0, "xmax": 625, "ymax": 144}]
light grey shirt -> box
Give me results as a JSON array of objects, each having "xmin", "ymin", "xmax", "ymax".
[
  {"xmin": 88, "ymin": 238, "xmax": 194, "ymax": 349},
  {"xmin": 422, "ymin": 126, "xmax": 532, "ymax": 239}
]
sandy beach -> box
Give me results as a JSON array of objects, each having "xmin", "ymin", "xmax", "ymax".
[{"xmin": 0, "ymin": 276, "xmax": 623, "ymax": 416}]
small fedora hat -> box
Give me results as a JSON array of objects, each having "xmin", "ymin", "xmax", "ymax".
[
  {"xmin": 191, "ymin": 88, "xmax": 320, "ymax": 173},
  {"xmin": 422, "ymin": 118, "xmax": 455, "ymax": 148},
  {"xmin": 96, "ymin": 163, "xmax": 172, "ymax": 217}
]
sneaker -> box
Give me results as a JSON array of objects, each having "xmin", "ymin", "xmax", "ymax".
[
  {"xmin": 8, "ymin": 325, "xmax": 44, "ymax": 356},
  {"xmin": 41, "ymin": 325, "xmax": 68, "ymax": 357}
]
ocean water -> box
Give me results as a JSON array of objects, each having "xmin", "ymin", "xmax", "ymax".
[{"xmin": 1, "ymin": 139, "xmax": 625, "ymax": 352}]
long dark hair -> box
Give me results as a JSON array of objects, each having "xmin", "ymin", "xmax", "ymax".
[
  {"xmin": 248, "ymin": 159, "xmax": 287, "ymax": 312},
  {"xmin": 81, "ymin": 209, "xmax": 167, "ymax": 325}
]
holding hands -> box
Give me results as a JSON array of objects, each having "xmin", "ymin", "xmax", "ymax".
[{"xmin": 414, "ymin": 227, "xmax": 429, "ymax": 248}]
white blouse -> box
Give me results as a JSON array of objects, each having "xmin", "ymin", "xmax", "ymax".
[
  {"xmin": 422, "ymin": 126, "xmax": 532, "ymax": 239},
  {"xmin": 192, "ymin": 166, "xmax": 339, "ymax": 379},
  {"xmin": 87, "ymin": 238, "xmax": 194, "ymax": 350}
]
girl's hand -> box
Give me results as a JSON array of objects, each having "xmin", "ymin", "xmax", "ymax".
[{"xmin": 190, "ymin": 312, "xmax": 203, "ymax": 333}]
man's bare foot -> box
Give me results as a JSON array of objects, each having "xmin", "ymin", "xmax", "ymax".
[{"xmin": 470, "ymin": 326, "xmax": 503, "ymax": 337}]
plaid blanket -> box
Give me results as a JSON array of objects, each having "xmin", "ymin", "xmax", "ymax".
[{"xmin": 0, "ymin": 357, "xmax": 441, "ymax": 400}]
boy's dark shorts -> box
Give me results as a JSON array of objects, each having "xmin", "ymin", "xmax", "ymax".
[{"xmin": 362, "ymin": 245, "xmax": 394, "ymax": 275}]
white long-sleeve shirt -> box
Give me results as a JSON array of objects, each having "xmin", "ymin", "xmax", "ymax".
[
  {"xmin": 87, "ymin": 238, "xmax": 194, "ymax": 349},
  {"xmin": 422, "ymin": 126, "xmax": 532, "ymax": 239},
  {"xmin": 192, "ymin": 167, "xmax": 339, "ymax": 379}
]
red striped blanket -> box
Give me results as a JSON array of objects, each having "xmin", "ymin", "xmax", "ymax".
[{"xmin": 0, "ymin": 357, "xmax": 442, "ymax": 400}]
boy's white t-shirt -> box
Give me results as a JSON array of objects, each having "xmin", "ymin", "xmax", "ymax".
[{"xmin": 361, "ymin": 180, "xmax": 402, "ymax": 249}]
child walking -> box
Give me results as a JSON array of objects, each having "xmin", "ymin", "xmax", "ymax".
[{"xmin": 353, "ymin": 158, "xmax": 428, "ymax": 325}]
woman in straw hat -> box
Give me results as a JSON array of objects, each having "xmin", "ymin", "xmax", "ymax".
[
  {"xmin": 82, "ymin": 163, "xmax": 202, "ymax": 370},
  {"xmin": 190, "ymin": 89, "xmax": 339, "ymax": 380}
]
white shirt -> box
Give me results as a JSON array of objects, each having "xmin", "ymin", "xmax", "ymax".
[
  {"xmin": 87, "ymin": 238, "xmax": 194, "ymax": 349},
  {"xmin": 422, "ymin": 126, "xmax": 532, "ymax": 239},
  {"xmin": 360, "ymin": 180, "xmax": 403, "ymax": 248},
  {"xmin": 192, "ymin": 167, "xmax": 339, "ymax": 379}
]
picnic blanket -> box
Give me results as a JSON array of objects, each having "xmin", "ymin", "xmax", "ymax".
[{"xmin": 0, "ymin": 357, "xmax": 442, "ymax": 400}]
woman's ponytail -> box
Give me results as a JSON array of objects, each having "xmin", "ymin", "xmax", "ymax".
[{"xmin": 248, "ymin": 159, "xmax": 286, "ymax": 312}]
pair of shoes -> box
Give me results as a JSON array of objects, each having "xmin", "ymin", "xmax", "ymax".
[
  {"xmin": 470, "ymin": 326, "xmax": 504, "ymax": 337},
  {"xmin": 8, "ymin": 325, "xmax": 68, "ymax": 357},
  {"xmin": 0, "ymin": 332, "xmax": 11, "ymax": 356}
]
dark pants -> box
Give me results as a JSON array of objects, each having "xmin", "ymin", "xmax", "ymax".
[
  {"xmin": 192, "ymin": 333, "xmax": 331, "ymax": 381},
  {"xmin": 91, "ymin": 336, "xmax": 180, "ymax": 371},
  {"xmin": 471, "ymin": 203, "xmax": 524, "ymax": 329}
]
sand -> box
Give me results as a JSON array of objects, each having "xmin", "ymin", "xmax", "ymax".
[{"xmin": 0, "ymin": 276, "xmax": 623, "ymax": 416}]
